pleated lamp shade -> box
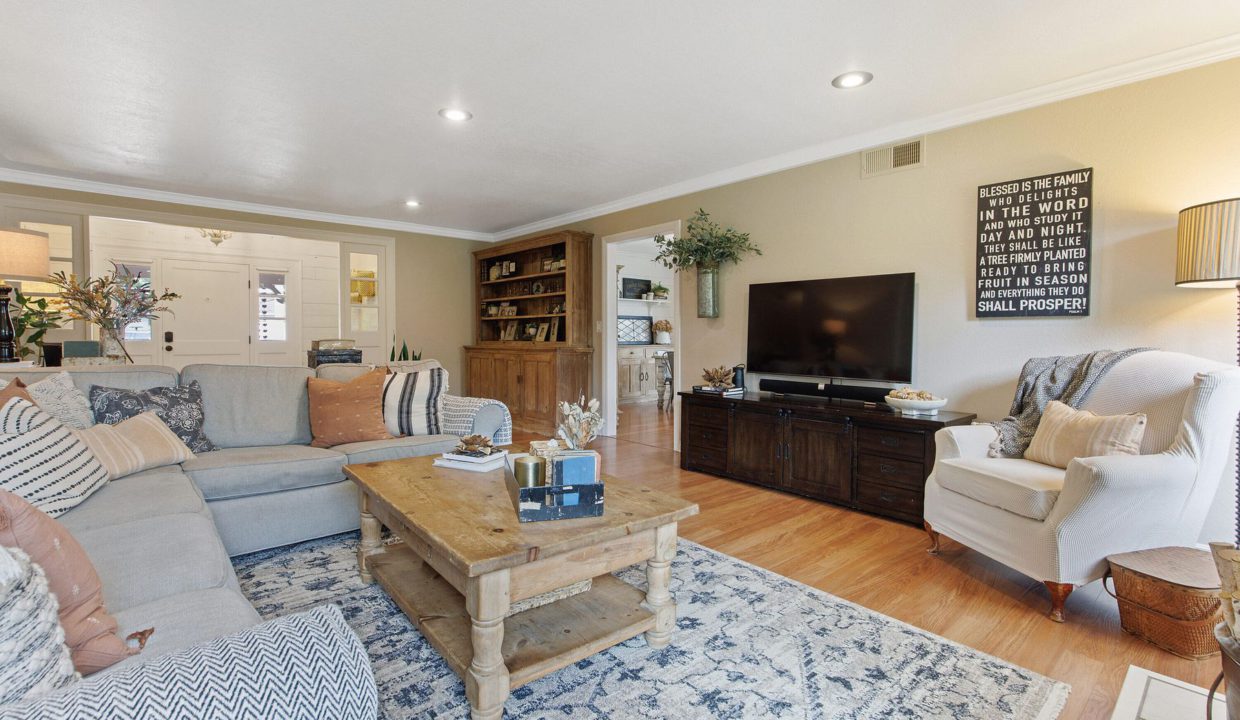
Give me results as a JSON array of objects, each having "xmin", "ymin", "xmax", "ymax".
[
  {"xmin": 0, "ymin": 228, "xmax": 50, "ymax": 280},
  {"xmin": 1177, "ymin": 198, "xmax": 1240, "ymax": 288}
]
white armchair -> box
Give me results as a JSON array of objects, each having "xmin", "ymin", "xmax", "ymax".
[{"xmin": 923, "ymin": 351, "xmax": 1240, "ymax": 622}]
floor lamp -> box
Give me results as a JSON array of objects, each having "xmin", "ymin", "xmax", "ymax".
[
  {"xmin": 1176, "ymin": 198, "xmax": 1240, "ymax": 541},
  {"xmin": 0, "ymin": 228, "xmax": 51, "ymax": 363}
]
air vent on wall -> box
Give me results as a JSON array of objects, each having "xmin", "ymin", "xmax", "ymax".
[{"xmin": 860, "ymin": 137, "xmax": 924, "ymax": 178}]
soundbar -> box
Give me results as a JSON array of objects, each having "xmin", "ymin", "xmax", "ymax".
[{"xmin": 758, "ymin": 378, "xmax": 890, "ymax": 404}]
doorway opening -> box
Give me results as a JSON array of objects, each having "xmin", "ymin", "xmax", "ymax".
[{"xmin": 601, "ymin": 221, "xmax": 682, "ymax": 452}]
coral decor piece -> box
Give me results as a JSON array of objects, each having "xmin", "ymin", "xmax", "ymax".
[
  {"xmin": 701, "ymin": 366, "xmax": 735, "ymax": 389},
  {"xmin": 556, "ymin": 396, "xmax": 602, "ymax": 450},
  {"xmin": 454, "ymin": 434, "xmax": 496, "ymax": 457}
]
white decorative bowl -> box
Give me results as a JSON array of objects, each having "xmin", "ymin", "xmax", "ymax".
[{"xmin": 884, "ymin": 396, "xmax": 948, "ymax": 415}]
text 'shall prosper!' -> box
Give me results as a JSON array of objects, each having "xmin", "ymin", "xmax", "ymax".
[{"xmin": 976, "ymin": 168, "xmax": 1092, "ymax": 318}]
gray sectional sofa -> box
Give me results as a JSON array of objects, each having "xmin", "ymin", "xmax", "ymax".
[{"xmin": 0, "ymin": 361, "xmax": 505, "ymax": 677}]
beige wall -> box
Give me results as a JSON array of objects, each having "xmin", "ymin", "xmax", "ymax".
[
  {"xmin": 512, "ymin": 58, "xmax": 1240, "ymax": 540},
  {"xmin": 0, "ymin": 182, "xmax": 483, "ymax": 382},
  {"xmin": 520, "ymin": 57, "xmax": 1240, "ymax": 414}
]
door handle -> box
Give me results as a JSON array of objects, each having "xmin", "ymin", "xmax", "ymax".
[
  {"xmin": 880, "ymin": 436, "xmax": 899, "ymax": 447},
  {"xmin": 880, "ymin": 463, "xmax": 897, "ymax": 475},
  {"xmin": 164, "ymin": 331, "xmax": 174, "ymax": 342},
  {"xmin": 165, "ymin": 345, "xmax": 173, "ymax": 352}
]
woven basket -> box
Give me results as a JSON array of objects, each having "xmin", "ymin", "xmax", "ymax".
[{"xmin": 1105, "ymin": 560, "xmax": 1222, "ymax": 660}]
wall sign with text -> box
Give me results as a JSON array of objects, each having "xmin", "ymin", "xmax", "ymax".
[{"xmin": 976, "ymin": 168, "xmax": 1092, "ymax": 317}]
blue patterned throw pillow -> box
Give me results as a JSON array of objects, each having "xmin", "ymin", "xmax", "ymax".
[{"xmin": 89, "ymin": 382, "xmax": 217, "ymax": 454}]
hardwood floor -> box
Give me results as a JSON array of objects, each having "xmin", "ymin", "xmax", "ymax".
[
  {"xmin": 614, "ymin": 401, "xmax": 674, "ymax": 450},
  {"xmin": 511, "ymin": 429, "xmax": 1222, "ymax": 720}
]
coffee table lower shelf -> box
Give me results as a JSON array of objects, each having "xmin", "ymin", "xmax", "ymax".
[{"xmin": 370, "ymin": 544, "xmax": 656, "ymax": 689}]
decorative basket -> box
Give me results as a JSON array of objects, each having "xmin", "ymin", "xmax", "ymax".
[{"xmin": 1105, "ymin": 546, "xmax": 1222, "ymax": 660}]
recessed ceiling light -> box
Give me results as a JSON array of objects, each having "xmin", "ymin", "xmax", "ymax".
[
  {"xmin": 438, "ymin": 108, "xmax": 473, "ymax": 122},
  {"xmin": 831, "ymin": 71, "xmax": 873, "ymax": 89},
  {"xmin": 404, "ymin": 199, "xmax": 421, "ymax": 208}
]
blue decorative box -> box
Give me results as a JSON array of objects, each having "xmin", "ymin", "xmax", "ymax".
[{"xmin": 504, "ymin": 452, "xmax": 604, "ymax": 522}]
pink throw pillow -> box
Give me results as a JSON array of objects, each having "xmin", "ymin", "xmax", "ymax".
[{"xmin": 0, "ymin": 490, "xmax": 145, "ymax": 674}]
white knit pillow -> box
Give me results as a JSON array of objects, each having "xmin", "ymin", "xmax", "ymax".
[
  {"xmin": 0, "ymin": 545, "xmax": 79, "ymax": 704},
  {"xmin": 0, "ymin": 399, "xmax": 109, "ymax": 516},
  {"xmin": 1024, "ymin": 400, "xmax": 1147, "ymax": 469},
  {"xmin": 0, "ymin": 374, "xmax": 94, "ymax": 430}
]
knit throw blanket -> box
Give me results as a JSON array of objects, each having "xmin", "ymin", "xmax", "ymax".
[
  {"xmin": 442, "ymin": 395, "xmax": 513, "ymax": 446},
  {"xmin": 987, "ymin": 348, "xmax": 1151, "ymax": 458}
]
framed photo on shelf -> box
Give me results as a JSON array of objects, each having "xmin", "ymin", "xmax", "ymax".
[
  {"xmin": 621, "ymin": 277, "xmax": 652, "ymax": 299},
  {"xmin": 501, "ymin": 321, "xmax": 518, "ymax": 341},
  {"xmin": 550, "ymin": 317, "xmax": 560, "ymax": 342},
  {"xmin": 532, "ymin": 281, "xmax": 545, "ymax": 295},
  {"xmin": 535, "ymin": 322, "xmax": 550, "ymax": 342}
]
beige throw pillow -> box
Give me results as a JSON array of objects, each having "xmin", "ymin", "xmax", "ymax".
[
  {"xmin": 1024, "ymin": 400, "xmax": 1147, "ymax": 469},
  {"xmin": 74, "ymin": 411, "xmax": 194, "ymax": 480}
]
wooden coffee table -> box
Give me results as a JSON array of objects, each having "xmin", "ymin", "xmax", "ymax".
[{"xmin": 344, "ymin": 455, "xmax": 699, "ymax": 720}]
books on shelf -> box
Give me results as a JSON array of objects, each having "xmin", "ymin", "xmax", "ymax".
[
  {"xmin": 692, "ymin": 385, "xmax": 743, "ymax": 397},
  {"xmin": 433, "ymin": 450, "xmax": 508, "ymax": 472}
]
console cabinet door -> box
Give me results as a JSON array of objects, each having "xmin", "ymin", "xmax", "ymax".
[
  {"xmin": 521, "ymin": 353, "xmax": 556, "ymax": 429},
  {"xmin": 728, "ymin": 407, "xmax": 784, "ymax": 488},
  {"xmin": 784, "ymin": 417, "xmax": 851, "ymax": 502}
]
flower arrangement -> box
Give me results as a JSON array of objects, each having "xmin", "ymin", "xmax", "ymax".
[
  {"xmin": 652, "ymin": 319, "xmax": 673, "ymax": 333},
  {"xmin": 556, "ymin": 396, "xmax": 603, "ymax": 450},
  {"xmin": 48, "ymin": 263, "xmax": 180, "ymax": 362}
]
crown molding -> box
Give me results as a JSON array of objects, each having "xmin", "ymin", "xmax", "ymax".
[
  {"xmin": 3, "ymin": 34, "xmax": 1239, "ymax": 245},
  {"xmin": 0, "ymin": 167, "xmax": 494, "ymax": 242},
  {"xmin": 491, "ymin": 34, "xmax": 1240, "ymax": 240}
]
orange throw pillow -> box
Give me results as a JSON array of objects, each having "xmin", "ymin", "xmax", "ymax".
[
  {"xmin": 0, "ymin": 377, "xmax": 34, "ymax": 405},
  {"xmin": 307, "ymin": 368, "xmax": 393, "ymax": 448},
  {"xmin": 0, "ymin": 490, "xmax": 140, "ymax": 674}
]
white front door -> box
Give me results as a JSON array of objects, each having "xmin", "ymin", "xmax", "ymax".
[{"xmin": 160, "ymin": 259, "xmax": 251, "ymax": 369}]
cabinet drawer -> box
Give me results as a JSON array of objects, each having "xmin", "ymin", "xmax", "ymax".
[
  {"xmin": 683, "ymin": 445, "xmax": 727, "ymax": 473},
  {"xmin": 684, "ymin": 424, "xmax": 727, "ymax": 448},
  {"xmin": 856, "ymin": 453, "xmax": 925, "ymax": 491},
  {"xmin": 683, "ymin": 403, "xmax": 729, "ymax": 430},
  {"xmin": 618, "ymin": 347, "xmax": 644, "ymax": 359},
  {"xmin": 856, "ymin": 427, "xmax": 924, "ymax": 461},
  {"xmin": 855, "ymin": 481, "xmax": 923, "ymax": 522}
]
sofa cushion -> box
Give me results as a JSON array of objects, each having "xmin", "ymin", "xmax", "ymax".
[
  {"xmin": 89, "ymin": 382, "xmax": 216, "ymax": 454},
  {"xmin": 334, "ymin": 435, "xmax": 459, "ymax": 464},
  {"xmin": 58, "ymin": 469, "xmax": 205, "ymax": 535},
  {"xmin": 74, "ymin": 514, "xmax": 235, "ymax": 612},
  {"xmin": 182, "ymin": 445, "xmax": 346, "ymax": 501},
  {"xmin": 180, "ymin": 364, "xmax": 314, "ymax": 448},
  {"xmin": 316, "ymin": 359, "xmax": 443, "ymax": 383},
  {"xmin": 0, "ymin": 365, "xmax": 178, "ymax": 396},
  {"xmin": 0, "ymin": 491, "xmax": 134, "ymax": 674},
  {"xmin": 73, "ymin": 411, "xmax": 194, "ymax": 480},
  {"xmin": 109, "ymin": 588, "xmax": 260, "ymax": 672},
  {"xmin": 937, "ymin": 457, "xmax": 1065, "ymax": 521},
  {"xmin": 0, "ymin": 398, "xmax": 109, "ymax": 518}
]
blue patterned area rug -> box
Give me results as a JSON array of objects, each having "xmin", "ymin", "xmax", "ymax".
[{"xmin": 233, "ymin": 532, "xmax": 1068, "ymax": 720}]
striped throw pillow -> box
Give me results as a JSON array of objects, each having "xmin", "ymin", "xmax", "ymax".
[
  {"xmin": 73, "ymin": 411, "xmax": 194, "ymax": 480},
  {"xmin": 0, "ymin": 398, "xmax": 109, "ymax": 517},
  {"xmin": 1024, "ymin": 400, "xmax": 1147, "ymax": 469},
  {"xmin": 381, "ymin": 369, "xmax": 445, "ymax": 437}
]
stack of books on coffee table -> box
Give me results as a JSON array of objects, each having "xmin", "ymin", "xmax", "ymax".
[{"xmin": 433, "ymin": 450, "xmax": 508, "ymax": 472}]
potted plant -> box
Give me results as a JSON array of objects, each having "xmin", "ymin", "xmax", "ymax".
[
  {"xmin": 653, "ymin": 319, "xmax": 673, "ymax": 345},
  {"xmin": 654, "ymin": 209, "xmax": 761, "ymax": 318},
  {"xmin": 651, "ymin": 282, "xmax": 670, "ymax": 300},
  {"xmin": 48, "ymin": 264, "xmax": 180, "ymax": 363},
  {"xmin": 11, "ymin": 289, "xmax": 65, "ymax": 364}
]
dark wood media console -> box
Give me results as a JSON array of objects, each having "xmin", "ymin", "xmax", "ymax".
[{"xmin": 679, "ymin": 391, "xmax": 976, "ymax": 524}]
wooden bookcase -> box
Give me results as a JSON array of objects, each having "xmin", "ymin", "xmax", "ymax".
[{"xmin": 465, "ymin": 231, "xmax": 593, "ymax": 435}]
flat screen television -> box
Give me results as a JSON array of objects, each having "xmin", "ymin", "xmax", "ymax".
[{"xmin": 746, "ymin": 272, "xmax": 915, "ymax": 383}]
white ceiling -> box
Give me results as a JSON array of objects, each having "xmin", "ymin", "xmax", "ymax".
[{"xmin": 2, "ymin": 2, "xmax": 1240, "ymax": 241}]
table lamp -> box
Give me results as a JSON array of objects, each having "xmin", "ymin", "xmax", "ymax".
[
  {"xmin": 1176, "ymin": 198, "xmax": 1240, "ymax": 541},
  {"xmin": 0, "ymin": 228, "xmax": 51, "ymax": 363}
]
